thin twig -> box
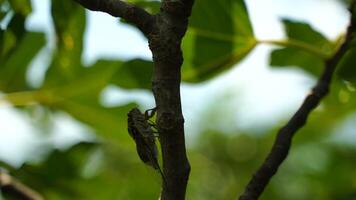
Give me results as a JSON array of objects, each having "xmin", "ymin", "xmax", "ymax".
[
  {"xmin": 238, "ymin": 2, "xmax": 356, "ymax": 200},
  {"xmin": 0, "ymin": 169, "xmax": 43, "ymax": 200},
  {"xmin": 73, "ymin": 0, "xmax": 155, "ymax": 36}
]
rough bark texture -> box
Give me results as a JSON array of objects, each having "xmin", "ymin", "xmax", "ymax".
[
  {"xmin": 238, "ymin": 3, "xmax": 356, "ymax": 200},
  {"xmin": 149, "ymin": 1, "xmax": 194, "ymax": 199},
  {"xmin": 72, "ymin": 0, "xmax": 194, "ymax": 199}
]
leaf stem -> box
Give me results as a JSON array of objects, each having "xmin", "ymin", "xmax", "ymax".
[
  {"xmin": 0, "ymin": 90, "xmax": 54, "ymax": 107},
  {"xmin": 258, "ymin": 39, "xmax": 330, "ymax": 59}
]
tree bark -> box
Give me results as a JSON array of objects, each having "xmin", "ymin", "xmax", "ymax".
[{"xmin": 149, "ymin": 2, "xmax": 194, "ymax": 199}]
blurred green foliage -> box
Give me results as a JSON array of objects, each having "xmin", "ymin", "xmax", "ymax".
[
  {"xmin": 0, "ymin": 0, "xmax": 356, "ymax": 199},
  {"xmin": 270, "ymin": 19, "xmax": 334, "ymax": 76},
  {"xmin": 181, "ymin": 0, "xmax": 256, "ymax": 82}
]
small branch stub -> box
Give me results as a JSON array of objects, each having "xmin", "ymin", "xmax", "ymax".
[{"xmin": 0, "ymin": 169, "xmax": 43, "ymax": 200}]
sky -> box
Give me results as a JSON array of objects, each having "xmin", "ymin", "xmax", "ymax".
[{"xmin": 0, "ymin": 0, "xmax": 351, "ymax": 166}]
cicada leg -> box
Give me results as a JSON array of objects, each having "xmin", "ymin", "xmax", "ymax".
[{"xmin": 144, "ymin": 107, "xmax": 157, "ymax": 120}]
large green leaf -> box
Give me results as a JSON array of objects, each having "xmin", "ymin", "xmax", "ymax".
[
  {"xmin": 40, "ymin": 60, "xmax": 136, "ymax": 140},
  {"xmin": 270, "ymin": 19, "xmax": 334, "ymax": 76},
  {"xmin": 44, "ymin": 0, "xmax": 86, "ymax": 87},
  {"xmin": 55, "ymin": 100, "xmax": 134, "ymax": 141},
  {"xmin": 8, "ymin": 141, "xmax": 162, "ymax": 199},
  {"xmin": 110, "ymin": 59, "xmax": 153, "ymax": 90},
  {"xmin": 35, "ymin": 0, "xmax": 154, "ymax": 140},
  {"xmin": 182, "ymin": 0, "xmax": 256, "ymax": 82},
  {"xmin": 0, "ymin": 31, "xmax": 45, "ymax": 92}
]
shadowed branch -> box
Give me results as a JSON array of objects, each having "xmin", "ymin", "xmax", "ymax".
[{"xmin": 0, "ymin": 169, "xmax": 43, "ymax": 200}]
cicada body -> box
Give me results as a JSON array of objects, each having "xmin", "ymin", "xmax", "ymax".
[{"xmin": 127, "ymin": 108, "xmax": 159, "ymax": 169}]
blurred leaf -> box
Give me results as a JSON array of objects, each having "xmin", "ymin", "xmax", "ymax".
[
  {"xmin": 44, "ymin": 0, "xmax": 85, "ymax": 86},
  {"xmin": 55, "ymin": 101, "xmax": 135, "ymax": 140},
  {"xmin": 0, "ymin": 28, "xmax": 3, "ymax": 53},
  {"xmin": 0, "ymin": 9, "xmax": 7, "ymax": 21},
  {"xmin": 0, "ymin": 13, "xmax": 26, "ymax": 58},
  {"xmin": 337, "ymin": 47, "xmax": 356, "ymax": 85},
  {"xmin": 37, "ymin": 0, "xmax": 154, "ymax": 141},
  {"xmin": 110, "ymin": 59, "xmax": 153, "ymax": 90},
  {"xmin": 13, "ymin": 142, "xmax": 98, "ymax": 199},
  {"xmin": 7, "ymin": 142, "xmax": 162, "ymax": 199},
  {"xmin": 8, "ymin": 0, "xmax": 32, "ymax": 16},
  {"xmin": 182, "ymin": 0, "xmax": 256, "ymax": 82},
  {"xmin": 42, "ymin": 60, "xmax": 137, "ymax": 140},
  {"xmin": 352, "ymin": 2, "xmax": 356, "ymax": 21},
  {"xmin": 270, "ymin": 48, "xmax": 324, "ymax": 75},
  {"xmin": 270, "ymin": 19, "xmax": 334, "ymax": 76},
  {"xmin": 282, "ymin": 19, "xmax": 332, "ymax": 48},
  {"xmin": 0, "ymin": 31, "xmax": 45, "ymax": 92}
]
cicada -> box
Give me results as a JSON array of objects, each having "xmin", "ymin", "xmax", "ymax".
[{"xmin": 127, "ymin": 108, "xmax": 165, "ymax": 179}]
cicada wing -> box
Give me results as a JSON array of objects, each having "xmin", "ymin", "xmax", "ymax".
[{"xmin": 140, "ymin": 139, "xmax": 167, "ymax": 186}]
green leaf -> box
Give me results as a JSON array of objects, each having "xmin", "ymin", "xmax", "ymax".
[
  {"xmin": 337, "ymin": 47, "xmax": 356, "ymax": 85},
  {"xmin": 283, "ymin": 19, "xmax": 332, "ymax": 51},
  {"xmin": 55, "ymin": 100, "xmax": 135, "ymax": 141},
  {"xmin": 182, "ymin": 0, "xmax": 256, "ymax": 82},
  {"xmin": 0, "ymin": 13, "xmax": 26, "ymax": 59},
  {"xmin": 40, "ymin": 0, "xmax": 153, "ymax": 138},
  {"xmin": 0, "ymin": 29, "xmax": 3, "ymax": 53},
  {"xmin": 110, "ymin": 59, "xmax": 153, "ymax": 90},
  {"xmin": 12, "ymin": 142, "xmax": 98, "ymax": 199},
  {"xmin": 8, "ymin": 0, "xmax": 32, "ymax": 16},
  {"xmin": 269, "ymin": 19, "xmax": 334, "ymax": 76},
  {"xmin": 39, "ymin": 58, "xmax": 150, "ymax": 138},
  {"xmin": 44, "ymin": 0, "xmax": 86, "ymax": 87},
  {"xmin": 40, "ymin": 1, "xmax": 151, "ymax": 140},
  {"xmin": 270, "ymin": 47, "xmax": 324, "ymax": 75},
  {"xmin": 0, "ymin": 8, "xmax": 8, "ymax": 21},
  {"xmin": 37, "ymin": 59, "xmax": 136, "ymax": 139},
  {"xmin": 9, "ymin": 141, "xmax": 162, "ymax": 199},
  {"xmin": 0, "ymin": 31, "xmax": 45, "ymax": 92}
]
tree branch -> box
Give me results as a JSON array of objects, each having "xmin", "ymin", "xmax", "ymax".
[
  {"xmin": 0, "ymin": 169, "xmax": 43, "ymax": 200},
  {"xmin": 73, "ymin": 0, "xmax": 196, "ymax": 199},
  {"xmin": 238, "ymin": 3, "xmax": 356, "ymax": 200},
  {"xmin": 73, "ymin": 0, "xmax": 155, "ymax": 36},
  {"xmin": 148, "ymin": 1, "xmax": 194, "ymax": 199},
  {"xmin": 161, "ymin": 0, "xmax": 194, "ymax": 18}
]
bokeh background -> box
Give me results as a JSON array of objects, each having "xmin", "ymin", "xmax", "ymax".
[{"xmin": 1, "ymin": 0, "xmax": 356, "ymax": 199}]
